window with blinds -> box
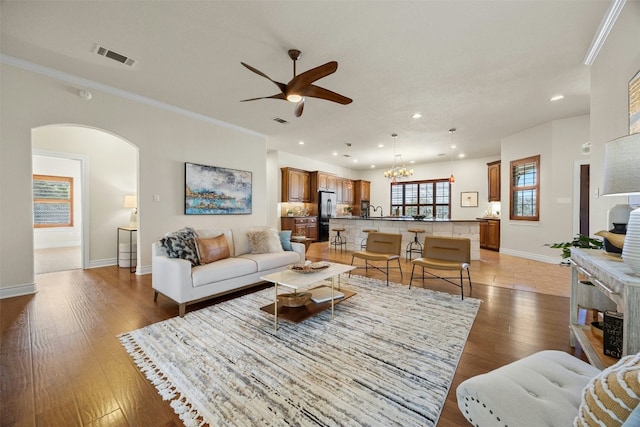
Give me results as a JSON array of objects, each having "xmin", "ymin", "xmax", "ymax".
[
  {"xmin": 390, "ymin": 179, "xmax": 450, "ymax": 218},
  {"xmin": 33, "ymin": 175, "xmax": 74, "ymax": 228},
  {"xmin": 510, "ymin": 155, "xmax": 540, "ymax": 221}
]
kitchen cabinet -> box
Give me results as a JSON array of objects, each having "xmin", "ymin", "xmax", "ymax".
[
  {"xmin": 281, "ymin": 216, "xmax": 318, "ymax": 240},
  {"xmin": 487, "ymin": 161, "xmax": 501, "ymax": 202},
  {"xmin": 312, "ymin": 171, "xmax": 337, "ymax": 192},
  {"xmin": 281, "ymin": 167, "xmax": 310, "ymax": 202},
  {"xmin": 337, "ymin": 178, "xmax": 354, "ymax": 204},
  {"xmin": 479, "ymin": 219, "xmax": 500, "ymax": 251},
  {"xmin": 352, "ymin": 180, "xmax": 371, "ymax": 216}
]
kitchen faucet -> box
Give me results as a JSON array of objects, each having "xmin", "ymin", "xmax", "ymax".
[{"xmin": 368, "ymin": 205, "xmax": 383, "ymax": 217}]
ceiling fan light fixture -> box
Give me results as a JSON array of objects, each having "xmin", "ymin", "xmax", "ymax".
[{"xmin": 287, "ymin": 94, "xmax": 303, "ymax": 103}]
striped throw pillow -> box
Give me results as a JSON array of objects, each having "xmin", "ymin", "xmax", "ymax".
[{"xmin": 574, "ymin": 353, "xmax": 640, "ymax": 426}]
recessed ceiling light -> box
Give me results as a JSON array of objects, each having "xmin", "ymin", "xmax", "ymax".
[
  {"xmin": 332, "ymin": 152, "xmax": 338, "ymax": 156},
  {"xmin": 370, "ymin": 165, "xmax": 376, "ymax": 168},
  {"xmin": 450, "ymin": 145, "xmax": 456, "ymax": 149},
  {"xmin": 378, "ymin": 144, "xmax": 384, "ymax": 148},
  {"xmin": 412, "ymin": 113, "xmax": 422, "ymax": 119},
  {"xmin": 409, "ymin": 160, "xmax": 415, "ymax": 164},
  {"xmin": 353, "ymin": 159, "xmax": 358, "ymax": 163},
  {"xmin": 550, "ymin": 95, "xmax": 565, "ymax": 102},
  {"xmin": 299, "ymin": 141, "xmax": 304, "ymax": 145},
  {"xmin": 458, "ymin": 153, "xmax": 465, "ymax": 158}
]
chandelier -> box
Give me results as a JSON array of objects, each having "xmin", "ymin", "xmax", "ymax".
[{"xmin": 383, "ymin": 133, "xmax": 413, "ymax": 183}]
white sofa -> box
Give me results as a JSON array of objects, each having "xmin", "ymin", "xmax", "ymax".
[{"xmin": 152, "ymin": 226, "xmax": 305, "ymax": 317}]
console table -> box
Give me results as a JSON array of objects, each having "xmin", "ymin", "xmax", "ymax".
[{"xmin": 570, "ymin": 248, "xmax": 640, "ymax": 369}]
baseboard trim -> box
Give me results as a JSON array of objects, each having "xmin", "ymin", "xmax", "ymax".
[
  {"xmin": 0, "ymin": 283, "xmax": 37, "ymax": 299},
  {"xmin": 499, "ymin": 248, "xmax": 562, "ymax": 265},
  {"xmin": 87, "ymin": 258, "xmax": 150, "ymax": 275}
]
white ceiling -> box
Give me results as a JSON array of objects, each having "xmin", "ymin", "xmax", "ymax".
[{"xmin": 0, "ymin": 1, "xmax": 610, "ymax": 170}]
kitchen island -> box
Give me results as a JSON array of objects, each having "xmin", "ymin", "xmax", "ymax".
[{"xmin": 329, "ymin": 217, "xmax": 481, "ymax": 260}]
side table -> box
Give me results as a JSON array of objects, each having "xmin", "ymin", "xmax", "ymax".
[{"xmin": 117, "ymin": 226, "xmax": 137, "ymax": 273}]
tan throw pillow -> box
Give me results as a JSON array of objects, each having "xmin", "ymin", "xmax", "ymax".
[
  {"xmin": 247, "ymin": 229, "xmax": 284, "ymax": 254},
  {"xmin": 575, "ymin": 353, "xmax": 640, "ymax": 426},
  {"xmin": 195, "ymin": 235, "xmax": 230, "ymax": 264}
]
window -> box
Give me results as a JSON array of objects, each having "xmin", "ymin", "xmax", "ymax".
[
  {"xmin": 33, "ymin": 175, "xmax": 74, "ymax": 228},
  {"xmin": 391, "ymin": 179, "xmax": 451, "ymax": 219},
  {"xmin": 510, "ymin": 155, "xmax": 540, "ymax": 221}
]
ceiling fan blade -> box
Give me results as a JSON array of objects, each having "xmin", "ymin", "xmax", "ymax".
[
  {"xmin": 298, "ymin": 84, "xmax": 352, "ymax": 105},
  {"xmin": 240, "ymin": 93, "xmax": 286, "ymax": 102},
  {"xmin": 294, "ymin": 99, "xmax": 304, "ymax": 117},
  {"xmin": 240, "ymin": 62, "xmax": 287, "ymax": 93},
  {"xmin": 288, "ymin": 61, "xmax": 338, "ymax": 90}
]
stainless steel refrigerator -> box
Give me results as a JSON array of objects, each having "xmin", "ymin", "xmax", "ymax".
[{"xmin": 318, "ymin": 191, "xmax": 337, "ymax": 242}]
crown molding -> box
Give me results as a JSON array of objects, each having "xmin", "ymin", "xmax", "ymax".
[{"xmin": 0, "ymin": 54, "xmax": 265, "ymax": 139}]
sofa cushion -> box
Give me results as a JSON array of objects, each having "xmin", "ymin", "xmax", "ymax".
[
  {"xmin": 247, "ymin": 229, "xmax": 284, "ymax": 254},
  {"xmin": 195, "ymin": 228, "xmax": 234, "ymax": 256},
  {"xmin": 191, "ymin": 257, "xmax": 257, "ymax": 287},
  {"xmin": 196, "ymin": 235, "xmax": 230, "ymax": 264},
  {"xmin": 575, "ymin": 353, "xmax": 640, "ymax": 426},
  {"xmin": 239, "ymin": 251, "xmax": 300, "ymax": 271},
  {"xmin": 160, "ymin": 227, "xmax": 200, "ymax": 266},
  {"xmin": 280, "ymin": 230, "xmax": 293, "ymax": 251}
]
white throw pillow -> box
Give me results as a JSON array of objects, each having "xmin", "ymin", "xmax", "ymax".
[{"xmin": 247, "ymin": 229, "xmax": 284, "ymax": 254}]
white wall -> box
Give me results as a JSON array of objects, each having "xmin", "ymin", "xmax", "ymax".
[
  {"xmin": 499, "ymin": 115, "xmax": 590, "ymax": 262},
  {"xmin": 33, "ymin": 153, "xmax": 83, "ymax": 249},
  {"xmin": 359, "ymin": 155, "xmax": 500, "ymax": 220},
  {"xmin": 590, "ymin": 1, "xmax": 640, "ymax": 234},
  {"xmin": 0, "ymin": 63, "xmax": 266, "ymax": 297},
  {"xmin": 33, "ymin": 126, "xmax": 136, "ymax": 264}
]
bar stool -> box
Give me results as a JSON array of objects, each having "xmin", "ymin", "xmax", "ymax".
[
  {"xmin": 360, "ymin": 229, "xmax": 378, "ymax": 249},
  {"xmin": 330, "ymin": 228, "xmax": 347, "ymax": 252},
  {"xmin": 406, "ymin": 228, "xmax": 425, "ymax": 260}
]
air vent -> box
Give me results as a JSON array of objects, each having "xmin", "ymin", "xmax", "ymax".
[
  {"xmin": 273, "ymin": 117, "xmax": 289, "ymax": 124},
  {"xmin": 343, "ymin": 154, "xmax": 352, "ymax": 158},
  {"xmin": 95, "ymin": 45, "xmax": 136, "ymax": 67}
]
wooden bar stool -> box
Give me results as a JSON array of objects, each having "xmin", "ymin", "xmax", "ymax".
[
  {"xmin": 360, "ymin": 229, "xmax": 378, "ymax": 249},
  {"xmin": 330, "ymin": 227, "xmax": 347, "ymax": 252},
  {"xmin": 406, "ymin": 228, "xmax": 425, "ymax": 260}
]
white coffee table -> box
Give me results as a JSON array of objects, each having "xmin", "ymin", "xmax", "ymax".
[{"xmin": 260, "ymin": 262, "xmax": 356, "ymax": 331}]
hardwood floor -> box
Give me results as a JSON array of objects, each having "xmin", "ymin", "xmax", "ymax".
[{"xmin": 0, "ymin": 245, "xmax": 585, "ymax": 427}]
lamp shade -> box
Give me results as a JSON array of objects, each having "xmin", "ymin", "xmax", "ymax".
[
  {"xmin": 123, "ymin": 195, "xmax": 137, "ymax": 209},
  {"xmin": 603, "ymin": 133, "xmax": 640, "ymax": 196}
]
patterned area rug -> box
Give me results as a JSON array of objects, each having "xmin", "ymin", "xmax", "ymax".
[{"xmin": 120, "ymin": 275, "xmax": 481, "ymax": 427}]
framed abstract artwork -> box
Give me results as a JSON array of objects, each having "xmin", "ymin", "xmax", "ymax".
[
  {"xmin": 460, "ymin": 191, "xmax": 478, "ymax": 207},
  {"xmin": 630, "ymin": 68, "xmax": 640, "ymax": 135},
  {"xmin": 185, "ymin": 162, "xmax": 252, "ymax": 215}
]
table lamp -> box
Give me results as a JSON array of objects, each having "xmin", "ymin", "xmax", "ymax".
[
  {"xmin": 602, "ymin": 133, "xmax": 640, "ymax": 275},
  {"xmin": 123, "ymin": 195, "xmax": 137, "ymax": 228}
]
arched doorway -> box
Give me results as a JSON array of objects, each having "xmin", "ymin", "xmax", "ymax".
[{"xmin": 32, "ymin": 125, "xmax": 138, "ymax": 273}]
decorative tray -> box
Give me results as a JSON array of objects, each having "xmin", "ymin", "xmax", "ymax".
[{"xmin": 288, "ymin": 262, "xmax": 330, "ymax": 273}]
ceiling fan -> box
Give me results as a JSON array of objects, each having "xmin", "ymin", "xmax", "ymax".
[{"xmin": 240, "ymin": 49, "xmax": 352, "ymax": 117}]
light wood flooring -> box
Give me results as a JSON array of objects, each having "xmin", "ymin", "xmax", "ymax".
[{"xmin": 1, "ymin": 244, "xmax": 585, "ymax": 427}]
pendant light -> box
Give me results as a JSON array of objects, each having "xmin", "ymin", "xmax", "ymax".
[
  {"xmin": 449, "ymin": 128, "xmax": 456, "ymax": 183},
  {"xmin": 383, "ymin": 133, "xmax": 413, "ymax": 183}
]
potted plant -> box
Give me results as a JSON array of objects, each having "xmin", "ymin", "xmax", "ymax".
[
  {"xmin": 343, "ymin": 206, "xmax": 353, "ymax": 216},
  {"xmin": 546, "ymin": 234, "xmax": 603, "ymax": 262}
]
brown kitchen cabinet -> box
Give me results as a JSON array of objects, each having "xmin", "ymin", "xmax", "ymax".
[
  {"xmin": 479, "ymin": 219, "xmax": 500, "ymax": 251},
  {"xmin": 487, "ymin": 160, "xmax": 501, "ymax": 202},
  {"xmin": 281, "ymin": 167, "xmax": 310, "ymax": 202},
  {"xmin": 281, "ymin": 216, "xmax": 318, "ymax": 240},
  {"xmin": 352, "ymin": 180, "xmax": 371, "ymax": 216},
  {"xmin": 341, "ymin": 179, "xmax": 354, "ymax": 204},
  {"xmin": 311, "ymin": 171, "xmax": 337, "ymax": 192}
]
